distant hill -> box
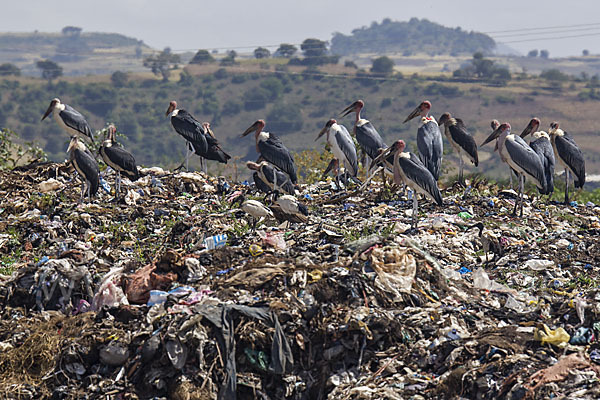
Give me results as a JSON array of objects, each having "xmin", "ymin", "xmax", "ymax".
[
  {"xmin": 0, "ymin": 30, "xmax": 152, "ymax": 76},
  {"xmin": 331, "ymin": 18, "xmax": 496, "ymax": 56}
]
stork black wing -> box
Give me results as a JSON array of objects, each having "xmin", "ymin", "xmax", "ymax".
[
  {"xmin": 334, "ymin": 125, "xmax": 358, "ymax": 176},
  {"xmin": 103, "ymin": 145, "xmax": 139, "ymax": 180},
  {"xmin": 73, "ymin": 149, "xmax": 100, "ymax": 195},
  {"xmin": 555, "ymin": 133, "xmax": 585, "ymax": 188},
  {"xmin": 355, "ymin": 121, "xmax": 386, "ymax": 160},
  {"xmin": 449, "ymin": 123, "xmax": 478, "ymax": 166},
  {"xmin": 530, "ymin": 138, "xmax": 555, "ymax": 194},
  {"xmin": 262, "ymin": 163, "xmax": 295, "ymax": 194},
  {"xmin": 505, "ymin": 136, "xmax": 546, "ymax": 192},
  {"xmin": 60, "ymin": 105, "xmax": 93, "ymax": 140},
  {"xmin": 417, "ymin": 121, "xmax": 443, "ymax": 180},
  {"xmin": 171, "ymin": 110, "xmax": 208, "ymax": 154},
  {"xmin": 253, "ymin": 172, "xmax": 272, "ymax": 194},
  {"xmin": 399, "ymin": 153, "xmax": 443, "ymax": 206},
  {"xmin": 258, "ymin": 134, "xmax": 297, "ymax": 184}
]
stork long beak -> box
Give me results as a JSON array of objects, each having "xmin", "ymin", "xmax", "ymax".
[
  {"xmin": 340, "ymin": 101, "xmax": 359, "ymax": 118},
  {"xmin": 165, "ymin": 103, "xmax": 175, "ymax": 117},
  {"xmin": 372, "ymin": 146, "xmax": 394, "ymax": 166},
  {"xmin": 242, "ymin": 121, "xmax": 260, "ymax": 137},
  {"xmin": 520, "ymin": 120, "xmax": 536, "ymax": 138},
  {"xmin": 403, "ymin": 105, "xmax": 422, "ymax": 123},
  {"xmin": 316, "ymin": 126, "xmax": 328, "ymax": 141},
  {"xmin": 480, "ymin": 127, "xmax": 501, "ymax": 147},
  {"xmin": 41, "ymin": 103, "xmax": 53, "ymax": 121}
]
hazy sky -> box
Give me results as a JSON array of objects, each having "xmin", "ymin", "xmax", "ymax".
[{"xmin": 3, "ymin": 0, "xmax": 600, "ymax": 57}]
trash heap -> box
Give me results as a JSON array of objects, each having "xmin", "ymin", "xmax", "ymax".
[{"xmin": 1, "ymin": 163, "xmax": 600, "ymax": 399}]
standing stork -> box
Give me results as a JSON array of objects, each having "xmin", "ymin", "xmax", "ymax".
[
  {"xmin": 246, "ymin": 161, "xmax": 295, "ymax": 196},
  {"xmin": 403, "ymin": 100, "xmax": 443, "ymax": 181},
  {"xmin": 165, "ymin": 100, "xmax": 207, "ymax": 171},
  {"xmin": 481, "ymin": 122, "xmax": 547, "ymax": 217},
  {"xmin": 67, "ymin": 136, "xmax": 99, "ymax": 202},
  {"xmin": 487, "ymin": 119, "xmax": 518, "ymax": 189},
  {"xmin": 316, "ymin": 119, "xmax": 358, "ymax": 186},
  {"xmin": 41, "ymin": 98, "xmax": 94, "ymax": 142},
  {"xmin": 241, "ymin": 120, "xmax": 297, "ymax": 184},
  {"xmin": 340, "ymin": 100, "xmax": 386, "ymax": 171},
  {"xmin": 438, "ymin": 112, "xmax": 478, "ymax": 184},
  {"xmin": 520, "ymin": 118, "xmax": 555, "ymax": 195},
  {"xmin": 99, "ymin": 125, "xmax": 140, "ymax": 196},
  {"xmin": 548, "ymin": 121, "xmax": 585, "ymax": 204},
  {"xmin": 199, "ymin": 122, "xmax": 231, "ymax": 169},
  {"xmin": 372, "ymin": 140, "xmax": 443, "ymax": 230}
]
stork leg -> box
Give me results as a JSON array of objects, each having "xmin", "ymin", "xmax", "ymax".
[
  {"xmin": 458, "ymin": 153, "xmax": 464, "ymax": 185},
  {"xmin": 519, "ymin": 174, "xmax": 524, "ymax": 217},
  {"xmin": 411, "ymin": 193, "xmax": 418, "ymax": 230},
  {"xmin": 564, "ymin": 169, "xmax": 570, "ymax": 204},
  {"xmin": 116, "ymin": 171, "xmax": 121, "ymax": 196},
  {"xmin": 509, "ymin": 168, "xmax": 514, "ymax": 189},
  {"xmin": 512, "ymin": 174, "xmax": 520, "ymax": 216},
  {"xmin": 79, "ymin": 182, "xmax": 86, "ymax": 203}
]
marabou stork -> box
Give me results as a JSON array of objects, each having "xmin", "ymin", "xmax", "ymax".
[
  {"xmin": 466, "ymin": 222, "xmax": 504, "ymax": 263},
  {"xmin": 520, "ymin": 118, "xmax": 555, "ymax": 195},
  {"xmin": 246, "ymin": 161, "xmax": 295, "ymax": 196},
  {"xmin": 548, "ymin": 121, "xmax": 586, "ymax": 204},
  {"xmin": 42, "ymin": 98, "xmax": 94, "ymax": 142},
  {"xmin": 200, "ymin": 122, "xmax": 231, "ymax": 168},
  {"xmin": 340, "ymin": 100, "xmax": 386, "ymax": 171},
  {"xmin": 403, "ymin": 101, "xmax": 443, "ymax": 180},
  {"xmin": 165, "ymin": 100, "xmax": 208, "ymax": 171},
  {"xmin": 316, "ymin": 119, "xmax": 358, "ymax": 186},
  {"xmin": 488, "ymin": 119, "xmax": 518, "ymax": 189},
  {"xmin": 67, "ymin": 136, "xmax": 99, "ymax": 202},
  {"xmin": 271, "ymin": 193, "xmax": 309, "ymax": 224},
  {"xmin": 438, "ymin": 112, "xmax": 478, "ymax": 184},
  {"xmin": 99, "ymin": 125, "xmax": 140, "ymax": 196},
  {"xmin": 481, "ymin": 123, "xmax": 547, "ymax": 217},
  {"xmin": 242, "ymin": 120, "xmax": 297, "ymax": 184},
  {"xmin": 372, "ymin": 140, "xmax": 443, "ymax": 230}
]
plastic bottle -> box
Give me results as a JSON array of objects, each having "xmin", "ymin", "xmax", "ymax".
[{"xmin": 203, "ymin": 234, "xmax": 227, "ymax": 250}]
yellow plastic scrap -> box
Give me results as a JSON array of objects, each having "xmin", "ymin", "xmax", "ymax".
[
  {"xmin": 534, "ymin": 324, "xmax": 570, "ymax": 347},
  {"xmin": 307, "ymin": 269, "xmax": 323, "ymax": 282},
  {"xmin": 249, "ymin": 244, "xmax": 263, "ymax": 257}
]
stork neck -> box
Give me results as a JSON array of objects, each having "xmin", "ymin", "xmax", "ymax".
[
  {"xmin": 355, "ymin": 109, "xmax": 361, "ymax": 123},
  {"xmin": 393, "ymin": 151, "xmax": 402, "ymax": 186}
]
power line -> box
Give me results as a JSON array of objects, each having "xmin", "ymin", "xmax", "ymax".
[
  {"xmin": 491, "ymin": 26, "xmax": 600, "ymax": 39},
  {"xmin": 498, "ymin": 31, "xmax": 600, "ymax": 44},
  {"xmin": 484, "ymin": 22, "xmax": 600, "ymax": 34}
]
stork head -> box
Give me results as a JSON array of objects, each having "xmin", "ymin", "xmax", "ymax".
[
  {"xmin": 520, "ymin": 117, "xmax": 540, "ymax": 138},
  {"xmin": 340, "ymin": 100, "xmax": 364, "ymax": 117},
  {"xmin": 166, "ymin": 100, "xmax": 177, "ymax": 117},
  {"xmin": 490, "ymin": 119, "xmax": 500, "ymax": 131},
  {"xmin": 437, "ymin": 112, "xmax": 452, "ymax": 126},
  {"xmin": 403, "ymin": 100, "xmax": 431, "ymax": 123},
  {"xmin": 372, "ymin": 140, "xmax": 406, "ymax": 165},
  {"xmin": 241, "ymin": 119, "xmax": 266, "ymax": 137},
  {"xmin": 246, "ymin": 161, "xmax": 262, "ymax": 171},
  {"xmin": 106, "ymin": 124, "xmax": 117, "ymax": 141},
  {"xmin": 481, "ymin": 122, "xmax": 510, "ymax": 147},
  {"xmin": 548, "ymin": 121, "xmax": 562, "ymax": 136},
  {"xmin": 67, "ymin": 135, "xmax": 86, "ymax": 153},
  {"xmin": 316, "ymin": 119, "xmax": 336, "ymax": 141},
  {"xmin": 41, "ymin": 98, "xmax": 61, "ymax": 121}
]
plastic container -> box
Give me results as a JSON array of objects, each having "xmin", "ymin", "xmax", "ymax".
[{"xmin": 203, "ymin": 234, "xmax": 227, "ymax": 250}]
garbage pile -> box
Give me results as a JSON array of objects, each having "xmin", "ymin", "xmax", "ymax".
[{"xmin": 1, "ymin": 163, "xmax": 600, "ymax": 399}]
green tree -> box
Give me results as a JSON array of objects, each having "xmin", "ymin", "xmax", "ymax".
[
  {"xmin": 275, "ymin": 43, "xmax": 297, "ymax": 58},
  {"xmin": 189, "ymin": 49, "xmax": 214, "ymax": 64},
  {"xmin": 254, "ymin": 47, "xmax": 271, "ymax": 59},
  {"xmin": 583, "ymin": 49, "xmax": 590, "ymax": 56},
  {"xmin": 220, "ymin": 50, "xmax": 237, "ymax": 66},
  {"xmin": 540, "ymin": 69, "xmax": 569, "ymax": 82},
  {"xmin": 540, "ymin": 49, "xmax": 549, "ymax": 59},
  {"xmin": 110, "ymin": 71, "xmax": 128, "ymax": 87},
  {"xmin": 371, "ymin": 56, "xmax": 395, "ymax": 75},
  {"xmin": 527, "ymin": 49, "xmax": 538, "ymax": 57},
  {"xmin": 61, "ymin": 26, "xmax": 82, "ymax": 36},
  {"xmin": 36, "ymin": 59, "xmax": 63, "ymax": 83},
  {"xmin": 301, "ymin": 38, "xmax": 327, "ymax": 58},
  {"xmin": 143, "ymin": 47, "xmax": 181, "ymax": 81},
  {"xmin": 0, "ymin": 63, "xmax": 20, "ymax": 76}
]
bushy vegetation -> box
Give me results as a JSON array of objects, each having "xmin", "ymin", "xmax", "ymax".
[
  {"xmin": 453, "ymin": 52, "xmax": 511, "ymax": 85},
  {"xmin": 331, "ymin": 18, "xmax": 495, "ymax": 56}
]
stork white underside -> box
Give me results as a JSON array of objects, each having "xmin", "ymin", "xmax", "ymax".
[
  {"xmin": 257, "ymin": 131, "xmax": 269, "ymax": 142},
  {"xmin": 277, "ymin": 195, "xmax": 301, "ymax": 215},
  {"xmin": 396, "ymin": 152, "xmax": 436, "ymax": 202},
  {"xmin": 356, "ymin": 119, "xmax": 369, "ymax": 128},
  {"xmin": 242, "ymin": 200, "xmax": 273, "ymax": 218}
]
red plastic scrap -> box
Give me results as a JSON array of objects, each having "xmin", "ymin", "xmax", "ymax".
[{"xmin": 122, "ymin": 263, "xmax": 177, "ymax": 304}]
